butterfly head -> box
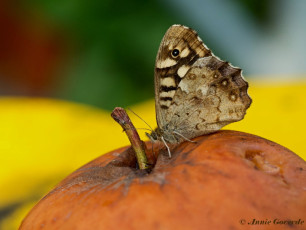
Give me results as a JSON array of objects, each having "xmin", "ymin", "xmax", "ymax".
[{"xmin": 145, "ymin": 126, "xmax": 164, "ymax": 142}]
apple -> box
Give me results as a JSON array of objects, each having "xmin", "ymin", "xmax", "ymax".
[{"xmin": 19, "ymin": 130, "xmax": 306, "ymax": 230}]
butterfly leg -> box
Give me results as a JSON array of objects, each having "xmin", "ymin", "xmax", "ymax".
[
  {"xmin": 161, "ymin": 136, "xmax": 172, "ymax": 158},
  {"xmin": 173, "ymin": 131, "xmax": 197, "ymax": 143}
]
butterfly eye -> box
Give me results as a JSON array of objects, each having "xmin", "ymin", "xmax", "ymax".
[{"xmin": 171, "ymin": 49, "xmax": 180, "ymax": 57}]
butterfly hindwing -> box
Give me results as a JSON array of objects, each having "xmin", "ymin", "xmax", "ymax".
[{"xmin": 165, "ymin": 56, "xmax": 251, "ymax": 141}]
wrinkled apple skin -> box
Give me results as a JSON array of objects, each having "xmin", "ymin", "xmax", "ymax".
[{"xmin": 20, "ymin": 131, "xmax": 306, "ymax": 230}]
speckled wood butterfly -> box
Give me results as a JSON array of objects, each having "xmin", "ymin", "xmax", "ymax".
[{"xmin": 147, "ymin": 25, "xmax": 252, "ymax": 157}]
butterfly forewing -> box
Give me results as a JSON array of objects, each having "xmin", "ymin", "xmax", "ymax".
[{"xmin": 154, "ymin": 25, "xmax": 211, "ymax": 129}]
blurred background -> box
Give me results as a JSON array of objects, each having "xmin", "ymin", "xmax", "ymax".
[
  {"xmin": 1, "ymin": 0, "xmax": 306, "ymax": 229},
  {"xmin": 1, "ymin": 0, "xmax": 305, "ymax": 109}
]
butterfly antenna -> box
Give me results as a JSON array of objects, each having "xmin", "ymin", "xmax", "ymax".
[
  {"xmin": 124, "ymin": 127, "xmax": 152, "ymax": 132},
  {"xmin": 127, "ymin": 108, "xmax": 154, "ymax": 132}
]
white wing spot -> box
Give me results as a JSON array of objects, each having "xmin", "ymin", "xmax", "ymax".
[
  {"xmin": 156, "ymin": 58, "xmax": 177, "ymax": 68},
  {"xmin": 230, "ymin": 94, "xmax": 237, "ymax": 101},
  {"xmin": 180, "ymin": 47, "xmax": 190, "ymax": 57},
  {"xmin": 177, "ymin": 65, "xmax": 190, "ymax": 78},
  {"xmin": 178, "ymin": 81, "xmax": 189, "ymax": 93},
  {"xmin": 160, "ymin": 91, "xmax": 175, "ymax": 98},
  {"xmin": 160, "ymin": 100, "xmax": 171, "ymax": 107},
  {"xmin": 161, "ymin": 77, "xmax": 176, "ymax": 87}
]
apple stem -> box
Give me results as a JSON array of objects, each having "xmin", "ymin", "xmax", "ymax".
[{"xmin": 111, "ymin": 107, "xmax": 150, "ymax": 170}]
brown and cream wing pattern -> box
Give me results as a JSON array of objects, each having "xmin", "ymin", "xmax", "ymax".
[
  {"xmin": 154, "ymin": 24, "xmax": 251, "ymax": 143},
  {"xmin": 166, "ymin": 56, "xmax": 252, "ymax": 141},
  {"xmin": 154, "ymin": 25, "xmax": 211, "ymax": 129}
]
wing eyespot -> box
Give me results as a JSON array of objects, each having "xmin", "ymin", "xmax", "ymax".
[{"xmin": 171, "ymin": 49, "xmax": 180, "ymax": 58}]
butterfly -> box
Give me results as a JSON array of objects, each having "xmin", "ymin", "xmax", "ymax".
[{"xmin": 146, "ymin": 25, "xmax": 252, "ymax": 157}]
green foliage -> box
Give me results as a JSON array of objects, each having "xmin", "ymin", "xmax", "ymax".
[{"xmin": 23, "ymin": 0, "xmax": 177, "ymax": 109}]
